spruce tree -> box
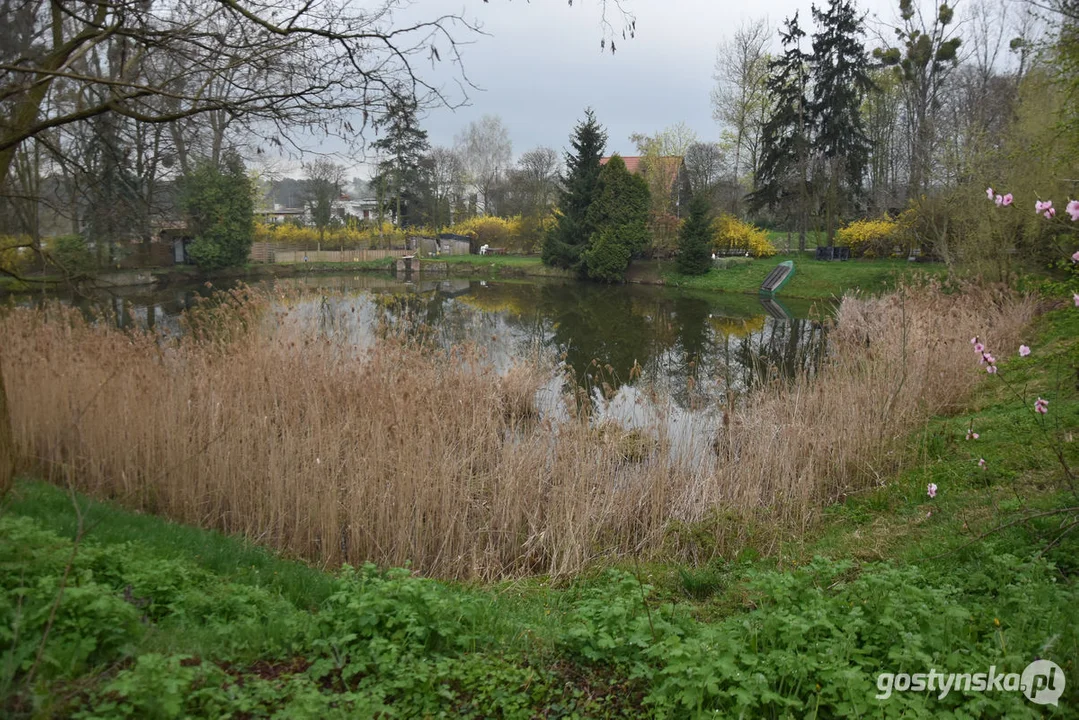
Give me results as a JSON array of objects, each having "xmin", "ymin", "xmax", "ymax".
[
  {"xmin": 580, "ymin": 154, "xmax": 651, "ymax": 282},
  {"xmin": 370, "ymin": 92, "xmax": 432, "ymax": 228},
  {"xmin": 811, "ymin": 0, "xmax": 873, "ymax": 245},
  {"xmin": 676, "ymin": 193, "xmax": 713, "ymax": 275},
  {"xmin": 749, "ymin": 13, "xmax": 813, "ymax": 250},
  {"xmin": 542, "ymin": 109, "xmax": 607, "ymax": 271}
]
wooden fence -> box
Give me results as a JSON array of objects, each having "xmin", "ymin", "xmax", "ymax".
[{"xmin": 248, "ymin": 243, "xmax": 412, "ymax": 264}]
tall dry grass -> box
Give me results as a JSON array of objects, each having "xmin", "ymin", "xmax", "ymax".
[{"xmin": 1, "ymin": 282, "xmax": 1035, "ymax": 579}]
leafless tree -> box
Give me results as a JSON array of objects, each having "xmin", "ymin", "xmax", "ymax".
[
  {"xmin": 455, "ymin": 114, "xmax": 512, "ymax": 215},
  {"xmin": 711, "ymin": 18, "xmax": 773, "ymax": 191},
  {"xmin": 303, "ymin": 158, "xmax": 346, "ymax": 245},
  {"xmin": 427, "ymin": 145, "xmax": 466, "ymax": 228},
  {"xmin": 630, "ymin": 123, "xmax": 697, "ymax": 218}
]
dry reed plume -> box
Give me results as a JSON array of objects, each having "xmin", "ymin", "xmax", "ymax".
[{"xmin": 1, "ymin": 282, "xmax": 1035, "ymax": 579}]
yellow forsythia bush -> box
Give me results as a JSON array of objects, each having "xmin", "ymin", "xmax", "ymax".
[
  {"xmin": 711, "ymin": 214, "xmax": 777, "ymax": 258},
  {"xmin": 254, "ymin": 222, "xmax": 410, "ymax": 248},
  {"xmin": 447, "ymin": 215, "xmax": 522, "ymax": 247},
  {"xmin": 835, "ymin": 217, "xmax": 898, "ymax": 257}
]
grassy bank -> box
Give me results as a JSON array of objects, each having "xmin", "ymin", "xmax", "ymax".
[
  {"xmin": 1, "ymin": 254, "xmax": 937, "ymax": 301},
  {"xmin": 4, "ymin": 298, "xmax": 1077, "ymax": 716},
  {"xmin": 661, "ymin": 255, "xmax": 944, "ymax": 299}
]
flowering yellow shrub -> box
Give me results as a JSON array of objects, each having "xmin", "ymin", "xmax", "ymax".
[
  {"xmin": 711, "ymin": 215, "xmax": 776, "ymax": 258},
  {"xmin": 255, "ymin": 213, "xmax": 552, "ymax": 253},
  {"xmin": 447, "ymin": 216, "xmax": 521, "ymax": 247},
  {"xmin": 254, "ymin": 222, "xmax": 410, "ymax": 248},
  {"xmin": 835, "ymin": 218, "xmax": 898, "ymax": 257}
]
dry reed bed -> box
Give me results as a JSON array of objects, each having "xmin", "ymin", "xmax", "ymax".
[{"xmin": 1, "ymin": 283, "xmax": 1035, "ymax": 579}]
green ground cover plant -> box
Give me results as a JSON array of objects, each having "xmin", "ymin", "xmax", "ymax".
[{"xmin": 2, "ymin": 306, "xmax": 1077, "ymax": 717}]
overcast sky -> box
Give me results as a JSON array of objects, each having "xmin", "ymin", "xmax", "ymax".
[{"xmin": 316, "ymin": 0, "xmax": 901, "ymax": 178}]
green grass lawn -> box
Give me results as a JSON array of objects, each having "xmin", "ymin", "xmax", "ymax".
[
  {"xmin": 662, "ymin": 256, "xmax": 945, "ymax": 299},
  {"xmin": 765, "ymin": 229, "xmax": 827, "ymax": 250},
  {"xmin": 3, "ymin": 307, "xmax": 1077, "ymax": 718}
]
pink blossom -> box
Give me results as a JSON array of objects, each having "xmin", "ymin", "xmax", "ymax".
[
  {"xmin": 987, "ymin": 365, "xmax": 998, "ymax": 374},
  {"xmin": 987, "ymin": 187, "xmax": 995, "ymax": 201},
  {"xmin": 1072, "ymin": 250, "xmax": 1079, "ymax": 264},
  {"xmin": 1036, "ymin": 200, "xmax": 1052, "ymax": 213},
  {"xmin": 984, "ymin": 353, "xmax": 996, "ymax": 365},
  {"xmin": 978, "ymin": 458, "xmax": 987, "ymax": 469},
  {"xmin": 970, "ymin": 337, "xmax": 978, "ymax": 345},
  {"xmin": 927, "ymin": 483, "xmax": 938, "ymax": 498},
  {"xmin": 1045, "ymin": 207, "xmax": 1056, "ymax": 220},
  {"xmin": 1068, "ymin": 200, "xmax": 1079, "ymax": 222},
  {"xmin": 966, "ymin": 429, "xmax": 979, "ymax": 440},
  {"xmin": 1001, "ymin": 193, "xmax": 1013, "ymax": 207},
  {"xmin": 995, "ymin": 195, "xmax": 1003, "ymax": 207},
  {"xmin": 974, "ymin": 342, "xmax": 985, "ymax": 354},
  {"xmin": 1019, "ymin": 345, "xmax": 1031, "ymax": 357},
  {"xmin": 1074, "ymin": 293, "xmax": 1079, "ymax": 307},
  {"xmin": 1035, "ymin": 397, "xmax": 1049, "ymax": 415}
]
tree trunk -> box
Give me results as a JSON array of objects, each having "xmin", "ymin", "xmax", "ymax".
[{"xmin": 0, "ymin": 360, "xmax": 14, "ymax": 498}]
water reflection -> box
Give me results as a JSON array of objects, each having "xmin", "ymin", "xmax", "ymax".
[{"xmin": 6, "ymin": 273, "xmax": 831, "ymax": 454}]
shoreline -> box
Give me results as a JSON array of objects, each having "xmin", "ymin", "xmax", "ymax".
[{"xmin": 0, "ymin": 253, "xmax": 943, "ymax": 301}]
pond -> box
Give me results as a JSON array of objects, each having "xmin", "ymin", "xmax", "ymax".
[{"xmin": 9, "ymin": 272, "xmax": 831, "ymax": 459}]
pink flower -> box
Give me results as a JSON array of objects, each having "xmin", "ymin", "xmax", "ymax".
[
  {"xmin": 987, "ymin": 365, "xmax": 998, "ymax": 374},
  {"xmin": 978, "ymin": 458, "xmax": 987, "ymax": 469},
  {"xmin": 970, "ymin": 337, "xmax": 978, "ymax": 345},
  {"xmin": 1074, "ymin": 293, "xmax": 1079, "ymax": 307},
  {"xmin": 927, "ymin": 483, "xmax": 938, "ymax": 498},
  {"xmin": 974, "ymin": 342, "xmax": 985, "ymax": 354},
  {"xmin": 987, "ymin": 187, "xmax": 995, "ymax": 201},
  {"xmin": 1019, "ymin": 345, "xmax": 1031, "ymax": 357},
  {"xmin": 1068, "ymin": 200, "xmax": 1079, "ymax": 222},
  {"xmin": 1072, "ymin": 250, "xmax": 1079, "ymax": 263},
  {"xmin": 995, "ymin": 195, "xmax": 1003, "ymax": 207},
  {"xmin": 984, "ymin": 353, "xmax": 995, "ymax": 365},
  {"xmin": 1045, "ymin": 207, "xmax": 1056, "ymax": 220},
  {"xmin": 1035, "ymin": 397, "xmax": 1049, "ymax": 415},
  {"xmin": 966, "ymin": 429, "xmax": 979, "ymax": 440},
  {"xmin": 1001, "ymin": 193, "xmax": 1013, "ymax": 207},
  {"xmin": 1036, "ymin": 200, "xmax": 1052, "ymax": 213}
]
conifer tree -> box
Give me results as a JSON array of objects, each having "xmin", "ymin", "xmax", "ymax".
[
  {"xmin": 370, "ymin": 92, "xmax": 432, "ymax": 228},
  {"xmin": 581, "ymin": 154, "xmax": 651, "ymax": 282},
  {"xmin": 676, "ymin": 193, "xmax": 713, "ymax": 275},
  {"xmin": 543, "ymin": 109, "xmax": 607, "ymax": 271},
  {"xmin": 749, "ymin": 13, "xmax": 813, "ymax": 250},
  {"xmin": 811, "ymin": 0, "xmax": 873, "ymax": 245}
]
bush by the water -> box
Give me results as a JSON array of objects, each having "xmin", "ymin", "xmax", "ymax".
[
  {"xmin": 711, "ymin": 214, "xmax": 776, "ymax": 258},
  {"xmin": 836, "ymin": 217, "xmax": 899, "ymax": 257}
]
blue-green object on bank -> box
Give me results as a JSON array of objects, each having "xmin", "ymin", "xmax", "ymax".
[{"xmin": 760, "ymin": 260, "xmax": 795, "ymax": 296}]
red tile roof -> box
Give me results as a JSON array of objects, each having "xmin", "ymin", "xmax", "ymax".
[{"xmin": 600, "ymin": 155, "xmax": 643, "ymax": 174}]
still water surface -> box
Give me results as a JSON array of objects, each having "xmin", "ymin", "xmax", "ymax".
[{"xmin": 14, "ymin": 273, "xmax": 831, "ymax": 460}]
